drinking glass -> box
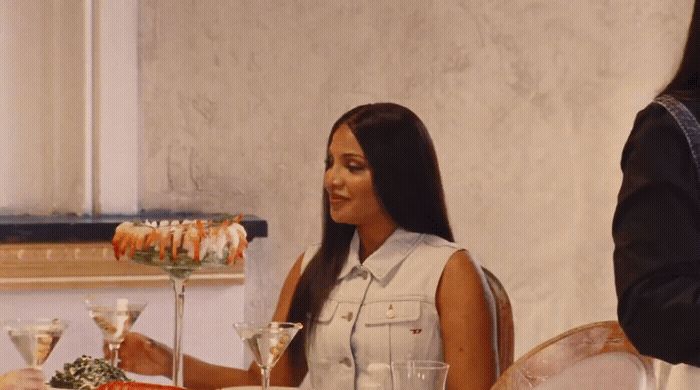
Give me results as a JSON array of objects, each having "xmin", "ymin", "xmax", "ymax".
[
  {"xmin": 391, "ymin": 360, "xmax": 449, "ymax": 390},
  {"xmin": 3, "ymin": 318, "xmax": 68, "ymax": 371},
  {"xmin": 234, "ymin": 322, "xmax": 303, "ymax": 390},
  {"xmin": 85, "ymin": 296, "xmax": 147, "ymax": 367}
]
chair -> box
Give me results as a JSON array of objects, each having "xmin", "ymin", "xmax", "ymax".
[
  {"xmin": 491, "ymin": 321, "xmax": 656, "ymax": 390},
  {"xmin": 482, "ymin": 267, "xmax": 515, "ymax": 375}
]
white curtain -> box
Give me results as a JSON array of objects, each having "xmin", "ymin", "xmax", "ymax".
[{"xmin": 0, "ymin": 0, "xmax": 87, "ymax": 215}]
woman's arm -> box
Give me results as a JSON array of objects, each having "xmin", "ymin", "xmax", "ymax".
[
  {"xmin": 116, "ymin": 334, "xmax": 258, "ymax": 390},
  {"xmin": 115, "ymin": 254, "xmax": 307, "ymax": 390},
  {"xmin": 437, "ymin": 250, "xmax": 497, "ymax": 390},
  {"xmin": 614, "ymin": 103, "xmax": 700, "ymax": 366}
]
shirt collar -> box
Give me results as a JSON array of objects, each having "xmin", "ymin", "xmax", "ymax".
[{"xmin": 337, "ymin": 227, "xmax": 423, "ymax": 282}]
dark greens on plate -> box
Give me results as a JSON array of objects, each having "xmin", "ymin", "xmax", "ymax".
[{"xmin": 49, "ymin": 355, "xmax": 131, "ymax": 390}]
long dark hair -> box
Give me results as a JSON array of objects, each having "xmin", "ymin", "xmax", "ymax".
[
  {"xmin": 286, "ymin": 103, "xmax": 454, "ymax": 368},
  {"xmin": 661, "ymin": 0, "xmax": 700, "ymax": 96}
]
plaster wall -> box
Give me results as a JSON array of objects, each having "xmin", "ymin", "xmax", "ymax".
[
  {"xmin": 139, "ymin": 0, "xmax": 693, "ymax": 362},
  {"xmin": 0, "ymin": 0, "xmax": 694, "ymax": 380}
]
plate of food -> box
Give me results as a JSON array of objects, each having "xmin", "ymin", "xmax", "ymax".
[
  {"xmin": 110, "ymin": 215, "xmax": 248, "ymax": 388},
  {"xmin": 49, "ymin": 356, "xmax": 131, "ymax": 390},
  {"xmin": 112, "ymin": 216, "xmax": 247, "ymax": 268}
]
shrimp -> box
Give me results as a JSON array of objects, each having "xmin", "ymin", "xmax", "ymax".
[{"xmin": 112, "ymin": 222, "xmax": 134, "ymax": 260}]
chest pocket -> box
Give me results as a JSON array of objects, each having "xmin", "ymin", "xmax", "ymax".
[
  {"xmin": 307, "ymin": 299, "xmax": 355, "ymax": 390},
  {"xmin": 309, "ymin": 299, "xmax": 345, "ymax": 360},
  {"xmin": 363, "ymin": 300, "xmax": 441, "ymax": 362},
  {"xmin": 317, "ymin": 299, "xmax": 340, "ymax": 323}
]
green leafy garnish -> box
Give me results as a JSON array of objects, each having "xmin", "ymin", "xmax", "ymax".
[{"xmin": 49, "ymin": 355, "xmax": 131, "ymax": 389}]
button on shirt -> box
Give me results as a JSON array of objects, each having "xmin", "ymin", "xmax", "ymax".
[{"xmin": 301, "ymin": 228, "xmax": 496, "ymax": 390}]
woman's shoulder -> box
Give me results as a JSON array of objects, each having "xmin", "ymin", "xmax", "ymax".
[
  {"xmin": 623, "ymin": 97, "xmax": 695, "ymax": 168},
  {"xmin": 633, "ymin": 98, "xmax": 679, "ymax": 135},
  {"xmin": 420, "ymin": 233, "xmax": 463, "ymax": 250},
  {"xmin": 633, "ymin": 94, "xmax": 700, "ymax": 138},
  {"xmin": 415, "ymin": 234, "xmax": 484, "ymax": 270},
  {"xmin": 299, "ymin": 242, "xmax": 322, "ymax": 272},
  {"xmin": 304, "ymin": 242, "xmax": 322, "ymax": 253}
]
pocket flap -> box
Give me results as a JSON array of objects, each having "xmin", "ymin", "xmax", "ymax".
[
  {"xmin": 317, "ymin": 299, "xmax": 339, "ymax": 323},
  {"xmin": 365, "ymin": 301, "xmax": 421, "ymax": 325}
]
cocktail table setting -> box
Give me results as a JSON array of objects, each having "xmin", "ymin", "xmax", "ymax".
[
  {"xmin": 1, "ymin": 214, "xmax": 279, "ymax": 390},
  {"xmin": 1, "ymin": 215, "xmax": 452, "ymax": 390},
  {"xmin": 1, "ymin": 314, "xmax": 303, "ymax": 390}
]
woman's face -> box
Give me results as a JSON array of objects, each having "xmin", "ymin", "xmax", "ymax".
[{"xmin": 324, "ymin": 124, "xmax": 387, "ymax": 226}]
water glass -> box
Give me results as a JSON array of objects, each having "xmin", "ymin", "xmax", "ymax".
[{"xmin": 391, "ymin": 360, "xmax": 449, "ymax": 390}]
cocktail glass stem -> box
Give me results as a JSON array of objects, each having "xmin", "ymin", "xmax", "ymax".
[
  {"xmin": 261, "ymin": 366, "xmax": 270, "ymax": 390},
  {"xmin": 108, "ymin": 343, "xmax": 120, "ymax": 367},
  {"xmin": 171, "ymin": 274, "xmax": 187, "ymax": 387}
]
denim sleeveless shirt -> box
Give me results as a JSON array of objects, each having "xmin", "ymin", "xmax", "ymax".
[{"xmin": 300, "ymin": 228, "xmax": 497, "ymax": 390}]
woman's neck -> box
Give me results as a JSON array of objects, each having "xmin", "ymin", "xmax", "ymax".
[{"xmin": 357, "ymin": 216, "xmax": 397, "ymax": 262}]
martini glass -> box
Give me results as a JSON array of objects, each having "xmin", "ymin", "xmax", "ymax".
[
  {"xmin": 233, "ymin": 322, "xmax": 302, "ymax": 390},
  {"xmin": 3, "ymin": 318, "xmax": 68, "ymax": 371},
  {"xmin": 85, "ymin": 297, "xmax": 147, "ymax": 367}
]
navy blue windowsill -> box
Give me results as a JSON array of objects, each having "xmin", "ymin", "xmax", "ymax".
[{"xmin": 0, "ymin": 212, "xmax": 267, "ymax": 243}]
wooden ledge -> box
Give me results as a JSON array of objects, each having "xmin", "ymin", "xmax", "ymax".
[
  {"xmin": 0, "ymin": 212, "xmax": 264, "ymax": 289},
  {"xmin": 0, "ymin": 242, "xmax": 245, "ymax": 290}
]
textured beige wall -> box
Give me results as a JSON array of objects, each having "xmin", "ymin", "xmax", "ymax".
[{"xmin": 139, "ymin": 0, "xmax": 693, "ymax": 358}]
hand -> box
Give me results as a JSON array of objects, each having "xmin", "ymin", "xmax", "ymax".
[
  {"xmin": 0, "ymin": 368, "xmax": 45, "ymax": 390},
  {"xmin": 105, "ymin": 332, "xmax": 172, "ymax": 377}
]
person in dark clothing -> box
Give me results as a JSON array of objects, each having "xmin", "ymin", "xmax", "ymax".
[{"xmin": 613, "ymin": 0, "xmax": 700, "ymax": 383}]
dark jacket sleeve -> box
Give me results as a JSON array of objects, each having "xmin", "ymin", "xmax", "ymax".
[{"xmin": 613, "ymin": 102, "xmax": 700, "ymax": 366}]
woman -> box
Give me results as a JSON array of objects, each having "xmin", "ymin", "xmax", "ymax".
[
  {"xmin": 117, "ymin": 103, "xmax": 497, "ymax": 389},
  {"xmin": 613, "ymin": 1, "xmax": 700, "ymax": 388}
]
